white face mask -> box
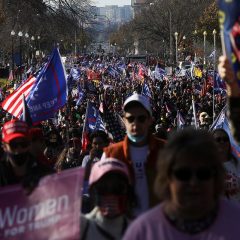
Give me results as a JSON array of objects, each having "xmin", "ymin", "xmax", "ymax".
[{"xmin": 127, "ymin": 132, "xmax": 147, "ymax": 143}]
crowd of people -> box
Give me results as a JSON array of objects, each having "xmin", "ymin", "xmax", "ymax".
[{"xmin": 0, "ymin": 51, "xmax": 240, "ymax": 239}]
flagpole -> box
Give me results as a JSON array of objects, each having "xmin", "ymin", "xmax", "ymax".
[
  {"xmin": 176, "ymin": 110, "xmax": 179, "ymax": 130},
  {"xmin": 192, "ymin": 95, "xmax": 198, "ymax": 129},
  {"xmin": 74, "ymin": 30, "xmax": 77, "ymax": 57},
  {"xmin": 81, "ymin": 101, "xmax": 90, "ymax": 151},
  {"xmin": 212, "ymin": 29, "xmax": 217, "ymax": 123},
  {"xmin": 65, "ymin": 98, "xmax": 70, "ymax": 146}
]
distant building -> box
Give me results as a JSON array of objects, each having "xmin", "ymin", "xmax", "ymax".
[
  {"xmin": 105, "ymin": 5, "xmax": 118, "ymax": 22},
  {"xmin": 92, "ymin": 5, "xmax": 133, "ymax": 26},
  {"xmin": 99, "ymin": 7, "xmax": 106, "ymax": 16},
  {"xmin": 91, "ymin": 6, "xmax": 100, "ymax": 16},
  {"xmin": 119, "ymin": 5, "xmax": 133, "ymax": 23},
  {"xmin": 131, "ymin": 0, "xmax": 147, "ymax": 17}
]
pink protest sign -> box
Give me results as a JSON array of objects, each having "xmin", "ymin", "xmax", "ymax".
[{"xmin": 0, "ymin": 167, "xmax": 84, "ymax": 240}]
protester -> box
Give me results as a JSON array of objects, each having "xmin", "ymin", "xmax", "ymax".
[
  {"xmin": 102, "ymin": 93, "xmax": 165, "ymax": 216},
  {"xmin": 44, "ymin": 128, "xmax": 63, "ymax": 166},
  {"xmin": 0, "ymin": 119, "xmax": 53, "ymax": 190},
  {"xmin": 154, "ymin": 124, "xmax": 168, "ymax": 140},
  {"xmin": 80, "ymin": 157, "xmax": 134, "ymax": 240},
  {"xmin": 0, "ymin": 39, "xmax": 234, "ymax": 239},
  {"xmin": 198, "ymin": 111, "xmax": 211, "ymax": 129},
  {"xmin": 82, "ymin": 130, "xmax": 110, "ymax": 180},
  {"xmin": 55, "ymin": 137, "xmax": 83, "ymax": 171},
  {"xmin": 29, "ymin": 127, "xmax": 53, "ymax": 169},
  {"xmin": 123, "ymin": 128, "xmax": 240, "ymax": 240},
  {"xmin": 212, "ymin": 128, "xmax": 240, "ymax": 202}
]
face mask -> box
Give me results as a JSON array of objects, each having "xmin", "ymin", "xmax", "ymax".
[
  {"xmin": 97, "ymin": 195, "xmax": 128, "ymax": 218},
  {"xmin": 127, "ymin": 132, "xmax": 147, "ymax": 143},
  {"xmin": 8, "ymin": 152, "xmax": 30, "ymax": 166}
]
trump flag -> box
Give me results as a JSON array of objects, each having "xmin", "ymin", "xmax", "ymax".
[{"xmin": 1, "ymin": 48, "xmax": 67, "ymax": 124}]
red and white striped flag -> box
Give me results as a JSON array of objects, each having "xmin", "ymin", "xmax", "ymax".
[{"xmin": 1, "ymin": 76, "xmax": 36, "ymax": 118}]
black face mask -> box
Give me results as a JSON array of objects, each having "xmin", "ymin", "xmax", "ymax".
[{"xmin": 8, "ymin": 152, "xmax": 30, "ymax": 166}]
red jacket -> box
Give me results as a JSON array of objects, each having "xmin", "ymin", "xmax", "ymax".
[{"xmin": 103, "ymin": 135, "xmax": 165, "ymax": 207}]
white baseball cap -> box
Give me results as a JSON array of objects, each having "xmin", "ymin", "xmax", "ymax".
[{"xmin": 123, "ymin": 94, "xmax": 152, "ymax": 116}]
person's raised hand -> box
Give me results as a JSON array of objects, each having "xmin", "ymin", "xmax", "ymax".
[{"xmin": 218, "ymin": 55, "xmax": 240, "ymax": 97}]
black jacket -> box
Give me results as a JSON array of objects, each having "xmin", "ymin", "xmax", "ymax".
[{"xmin": 0, "ymin": 154, "xmax": 54, "ymax": 187}]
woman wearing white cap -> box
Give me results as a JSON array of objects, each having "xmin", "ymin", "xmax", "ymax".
[{"xmin": 80, "ymin": 157, "xmax": 135, "ymax": 240}]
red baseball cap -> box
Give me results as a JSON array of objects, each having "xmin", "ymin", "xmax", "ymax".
[{"xmin": 2, "ymin": 119, "xmax": 29, "ymax": 143}]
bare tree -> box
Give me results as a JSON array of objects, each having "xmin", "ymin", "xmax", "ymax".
[
  {"xmin": 0, "ymin": 0, "xmax": 94, "ymax": 56},
  {"xmin": 114, "ymin": 0, "xmax": 215, "ymax": 56}
]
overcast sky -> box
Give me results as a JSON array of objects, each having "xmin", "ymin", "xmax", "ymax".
[{"xmin": 93, "ymin": 0, "xmax": 131, "ymax": 7}]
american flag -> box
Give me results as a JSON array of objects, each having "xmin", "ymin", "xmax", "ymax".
[
  {"xmin": 1, "ymin": 75, "xmax": 36, "ymax": 118},
  {"xmin": 102, "ymin": 105, "xmax": 125, "ymax": 143},
  {"xmin": 1, "ymin": 48, "xmax": 67, "ymax": 124}
]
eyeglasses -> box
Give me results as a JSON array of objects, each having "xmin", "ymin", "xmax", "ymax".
[
  {"xmin": 214, "ymin": 136, "xmax": 229, "ymax": 143},
  {"xmin": 125, "ymin": 115, "xmax": 148, "ymax": 123},
  {"xmin": 9, "ymin": 141, "xmax": 29, "ymax": 150},
  {"xmin": 172, "ymin": 167, "xmax": 216, "ymax": 182}
]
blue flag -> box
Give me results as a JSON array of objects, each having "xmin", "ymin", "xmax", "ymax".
[
  {"xmin": 85, "ymin": 102, "xmax": 105, "ymax": 132},
  {"xmin": 76, "ymin": 83, "xmax": 85, "ymax": 106},
  {"xmin": 208, "ymin": 70, "xmax": 226, "ymax": 92},
  {"xmin": 82, "ymin": 102, "xmax": 106, "ymax": 151},
  {"xmin": 107, "ymin": 66, "xmax": 120, "ymax": 78},
  {"xmin": 142, "ymin": 81, "xmax": 152, "ymax": 99},
  {"xmin": 210, "ymin": 105, "xmax": 240, "ymax": 160},
  {"xmin": 218, "ymin": 0, "xmax": 240, "ymax": 83},
  {"xmin": 214, "ymin": 72, "xmax": 226, "ymax": 92},
  {"xmin": 21, "ymin": 94, "xmax": 33, "ymax": 127},
  {"xmin": 24, "ymin": 48, "xmax": 67, "ymax": 124},
  {"xmin": 70, "ymin": 67, "xmax": 81, "ymax": 81},
  {"xmin": 154, "ymin": 64, "xmax": 166, "ymax": 80}
]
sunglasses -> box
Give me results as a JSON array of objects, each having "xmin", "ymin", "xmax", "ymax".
[
  {"xmin": 9, "ymin": 141, "xmax": 29, "ymax": 150},
  {"xmin": 172, "ymin": 167, "xmax": 216, "ymax": 182},
  {"xmin": 214, "ymin": 137, "xmax": 229, "ymax": 143},
  {"xmin": 125, "ymin": 115, "xmax": 148, "ymax": 123}
]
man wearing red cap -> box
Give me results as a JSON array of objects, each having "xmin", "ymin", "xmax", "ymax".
[{"xmin": 0, "ymin": 119, "xmax": 52, "ymax": 189}]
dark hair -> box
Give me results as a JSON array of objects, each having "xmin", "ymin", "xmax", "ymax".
[
  {"xmin": 89, "ymin": 130, "xmax": 110, "ymax": 145},
  {"xmin": 154, "ymin": 128, "xmax": 224, "ymax": 201}
]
